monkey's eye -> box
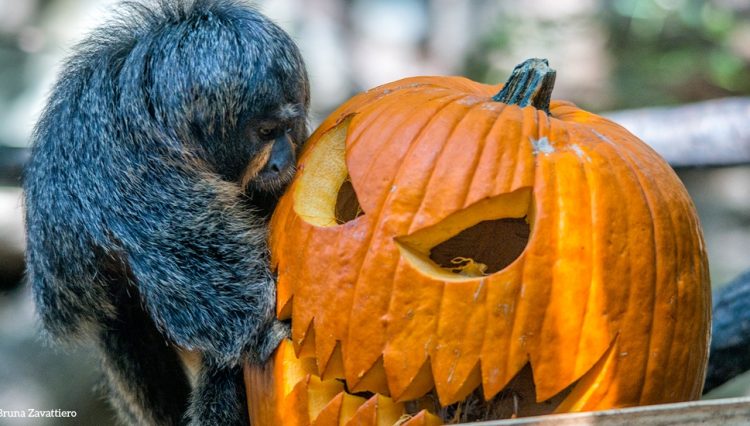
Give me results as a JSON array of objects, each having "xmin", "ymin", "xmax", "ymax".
[
  {"xmin": 285, "ymin": 127, "xmax": 293, "ymax": 134},
  {"xmin": 258, "ymin": 125, "xmax": 276, "ymax": 140}
]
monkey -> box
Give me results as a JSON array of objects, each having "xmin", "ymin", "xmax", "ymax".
[{"xmin": 22, "ymin": 0, "xmax": 308, "ymax": 424}]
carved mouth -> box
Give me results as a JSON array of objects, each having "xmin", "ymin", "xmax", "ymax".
[{"xmin": 244, "ymin": 338, "xmax": 609, "ymax": 424}]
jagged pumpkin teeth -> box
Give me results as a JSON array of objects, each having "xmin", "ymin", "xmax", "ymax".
[{"xmin": 247, "ymin": 58, "xmax": 711, "ymax": 424}]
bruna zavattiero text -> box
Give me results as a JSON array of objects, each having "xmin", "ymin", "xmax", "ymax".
[{"xmin": 0, "ymin": 409, "xmax": 77, "ymax": 418}]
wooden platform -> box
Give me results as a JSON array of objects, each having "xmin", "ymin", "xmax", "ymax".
[{"xmin": 471, "ymin": 396, "xmax": 750, "ymax": 425}]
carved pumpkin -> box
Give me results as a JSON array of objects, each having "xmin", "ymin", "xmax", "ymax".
[{"xmin": 245, "ymin": 59, "xmax": 711, "ymax": 424}]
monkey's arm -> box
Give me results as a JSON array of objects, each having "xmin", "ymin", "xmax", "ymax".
[
  {"xmin": 187, "ymin": 358, "xmax": 249, "ymax": 426},
  {"xmin": 116, "ymin": 160, "xmax": 286, "ymax": 366}
]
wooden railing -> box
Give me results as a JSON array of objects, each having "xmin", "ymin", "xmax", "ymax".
[{"xmin": 474, "ymin": 396, "xmax": 750, "ymax": 425}]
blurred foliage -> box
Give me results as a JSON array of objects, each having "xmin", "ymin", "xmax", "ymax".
[
  {"xmin": 605, "ymin": 0, "xmax": 750, "ymax": 108},
  {"xmin": 463, "ymin": 0, "xmax": 750, "ymax": 110},
  {"xmin": 463, "ymin": 21, "xmax": 512, "ymax": 89}
]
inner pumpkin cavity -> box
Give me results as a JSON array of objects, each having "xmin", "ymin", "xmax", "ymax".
[
  {"xmin": 430, "ymin": 218, "xmax": 530, "ymax": 276},
  {"xmin": 396, "ymin": 187, "xmax": 533, "ymax": 281},
  {"xmin": 335, "ymin": 179, "xmax": 364, "ymax": 224},
  {"xmin": 293, "ymin": 117, "xmax": 362, "ymax": 227}
]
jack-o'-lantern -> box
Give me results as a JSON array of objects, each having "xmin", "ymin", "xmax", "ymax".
[{"xmin": 245, "ymin": 59, "xmax": 711, "ymax": 425}]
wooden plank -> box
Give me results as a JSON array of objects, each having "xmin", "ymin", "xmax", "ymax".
[
  {"xmin": 469, "ymin": 397, "xmax": 750, "ymax": 425},
  {"xmin": 604, "ymin": 98, "xmax": 750, "ymax": 167}
]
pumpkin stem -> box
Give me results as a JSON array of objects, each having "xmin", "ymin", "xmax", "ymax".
[{"xmin": 492, "ymin": 58, "xmax": 556, "ymax": 114}]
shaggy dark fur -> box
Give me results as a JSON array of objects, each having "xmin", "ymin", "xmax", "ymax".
[
  {"xmin": 705, "ymin": 269, "xmax": 750, "ymax": 393},
  {"xmin": 23, "ymin": 0, "xmax": 308, "ymax": 424}
]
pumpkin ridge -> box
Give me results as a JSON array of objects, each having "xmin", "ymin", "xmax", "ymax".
[
  {"xmin": 439, "ymin": 280, "xmax": 488, "ymax": 404},
  {"xmin": 645, "ymin": 174, "xmax": 687, "ymax": 402},
  {"xmin": 490, "ymin": 105, "xmax": 540, "ymax": 386},
  {"xmin": 347, "ymin": 88, "xmax": 457, "ymax": 153},
  {"xmin": 555, "ymin": 334, "xmax": 620, "ymax": 411},
  {"xmin": 339, "ymin": 93, "xmax": 475, "ymax": 389},
  {"xmin": 495, "ymin": 105, "xmax": 536, "ymax": 192},
  {"xmin": 324, "ymin": 220, "xmax": 373, "ymax": 369},
  {"xmin": 462, "ymin": 102, "xmax": 510, "ymax": 206},
  {"xmin": 573, "ymin": 129, "xmax": 622, "ymax": 378},
  {"xmin": 349, "ymin": 92, "xmax": 466, "ymax": 216},
  {"xmin": 342, "ymin": 94, "xmax": 476, "ymax": 387},
  {"xmin": 311, "ymin": 78, "xmax": 453, "ymax": 148},
  {"xmin": 587, "ymin": 127, "xmax": 655, "ymax": 402},
  {"xmin": 341, "ymin": 180, "xmax": 423, "ymax": 387},
  {"xmin": 378, "ymin": 101, "xmax": 480, "ymax": 390},
  {"xmin": 534, "ymin": 131, "xmax": 599, "ymax": 400},
  {"xmin": 617, "ymin": 129, "xmax": 691, "ymax": 400},
  {"xmin": 445, "ymin": 105, "xmax": 536, "ymax": 399},
  {"xmin": 389, "ymin": 346, "xmax": 437, "ymax": 402},
  {"xmin": 490, "ymin": 107, "xmax": 527, "ymax": 198},
  {"xmin": 456, "ymin": 101, "xmax": 502, "ymax": 211},
  {"xmin": 575, "ymin": 124, "xmax": 633, "ymax": 322},
  {"xmin": 626, "ymin": 158, "xmax": 678, "ymax": 405},
  {"xmin": 518, "ymin": 155, "xmax": 557, "ymax": 396},
  {"xmin": 345, "ymin": 92, "xmax": 416, "ymax": 159},
  {"xmin": 517, "ymin": 107, "xmax": 542, "ymax": 192},
  {"xmin": 315, "ymin": 219, "xmax": 374, "ymax": 368},
  {"xmin": 342, "ymin": 220, "xmax": 386, "ymax": 388},
  {"xmin": 288, "ymin": 226, "xmax": 315, "ymax": 345},
  {"xmin": 478, "ymin": 185, "xmax": 531, "ymax": 394},
  {"xmin": 407, "ymin": 102, "xmax": 494, "ymax": 394},
  {"xmin": 590, "ymin": 129, "xmax": 660, "ymax": 402},
  {"xmin": 383, "ymin": 265, "xmax": 441, "ymax": 398},
  {"xmin": 678, "ymin": 194, "xmax": 710, "ymax": 397},
  {"xmin": 409, "ymin": 99, "xmax": 500, "ymax": 233},
  {"xmin": 480, "ymin": 264, "xmax": 526, "ymax": 399},
  {"xmin": 570, "ymin": 128, "xmax": 601, "ymax": 378},
  {"xmin": 414, "ymin": 102, "xmax": 514, "ymax": 239},
  {"xmin": 604, "ymin": 132, "xmax": 686, "ymax": 404},
  {"xmin": 546, "ymin": 120, "xmax": 599, "ymax": 387}
]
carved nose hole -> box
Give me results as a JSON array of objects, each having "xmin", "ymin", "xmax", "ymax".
[
  {"xmin": 395, "ymin": 187, "xmax": 533, "ymax": 281},
  {"xmin": 429, "ymin": 218, "xmax": 530, "ymax": 276},
  {"xmin": 335, "ymin": 178, "xmax": 364, "ymax": 224}
]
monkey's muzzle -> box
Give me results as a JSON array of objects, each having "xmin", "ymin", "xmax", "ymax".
[{"xmin": 241, "ymin": 135, "xmax": 296, "ymax": 192}]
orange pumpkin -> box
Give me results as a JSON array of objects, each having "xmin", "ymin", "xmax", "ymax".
[{"xmin": 245, "ymin": 59, "xmax": 711, "ymax": 424}]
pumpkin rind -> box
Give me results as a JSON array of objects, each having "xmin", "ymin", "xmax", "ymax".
[{"xmin": 262, "ymin": 68, "xmax": 710, "ymax": 419}]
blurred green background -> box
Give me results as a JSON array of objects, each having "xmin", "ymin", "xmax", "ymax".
[{"xmin": 0, "ymin": 0, "xmax": 748, "ymax": 423}]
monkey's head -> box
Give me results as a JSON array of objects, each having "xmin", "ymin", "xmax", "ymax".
[{"xmin": 121, "ymin": 0, "xmax": 309, "ymax": 196}]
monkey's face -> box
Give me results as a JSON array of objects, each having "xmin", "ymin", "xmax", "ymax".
[
  {"xmin": 130, "ymin": 1, "xmax": 310, "ymax": 196},
  {"xmin": 238, "ymin": 103, "xmax": 307, "ymax": 193}
]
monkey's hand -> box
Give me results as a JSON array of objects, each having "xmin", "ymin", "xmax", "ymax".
[{"xmin": 117, "ymin": 163, "xmax": 286, "ymax": 366}]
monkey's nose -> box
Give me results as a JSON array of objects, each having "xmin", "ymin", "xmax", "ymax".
[
  {"xmin": 265, "ymin": 137, "xmax": 295, "ymax": 174},
  {"xmin": 267, "ymin": 157, "xmax": 286, "ymax": 173}
]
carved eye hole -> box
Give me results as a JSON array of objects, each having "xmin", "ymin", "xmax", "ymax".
[
  {"xmin": 396, "ymin": 187, "xmax": 533, "ymax": 281},
  {"xmin": 293, "ymin": 117, "xmax": 364, "ymax": 227}
]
